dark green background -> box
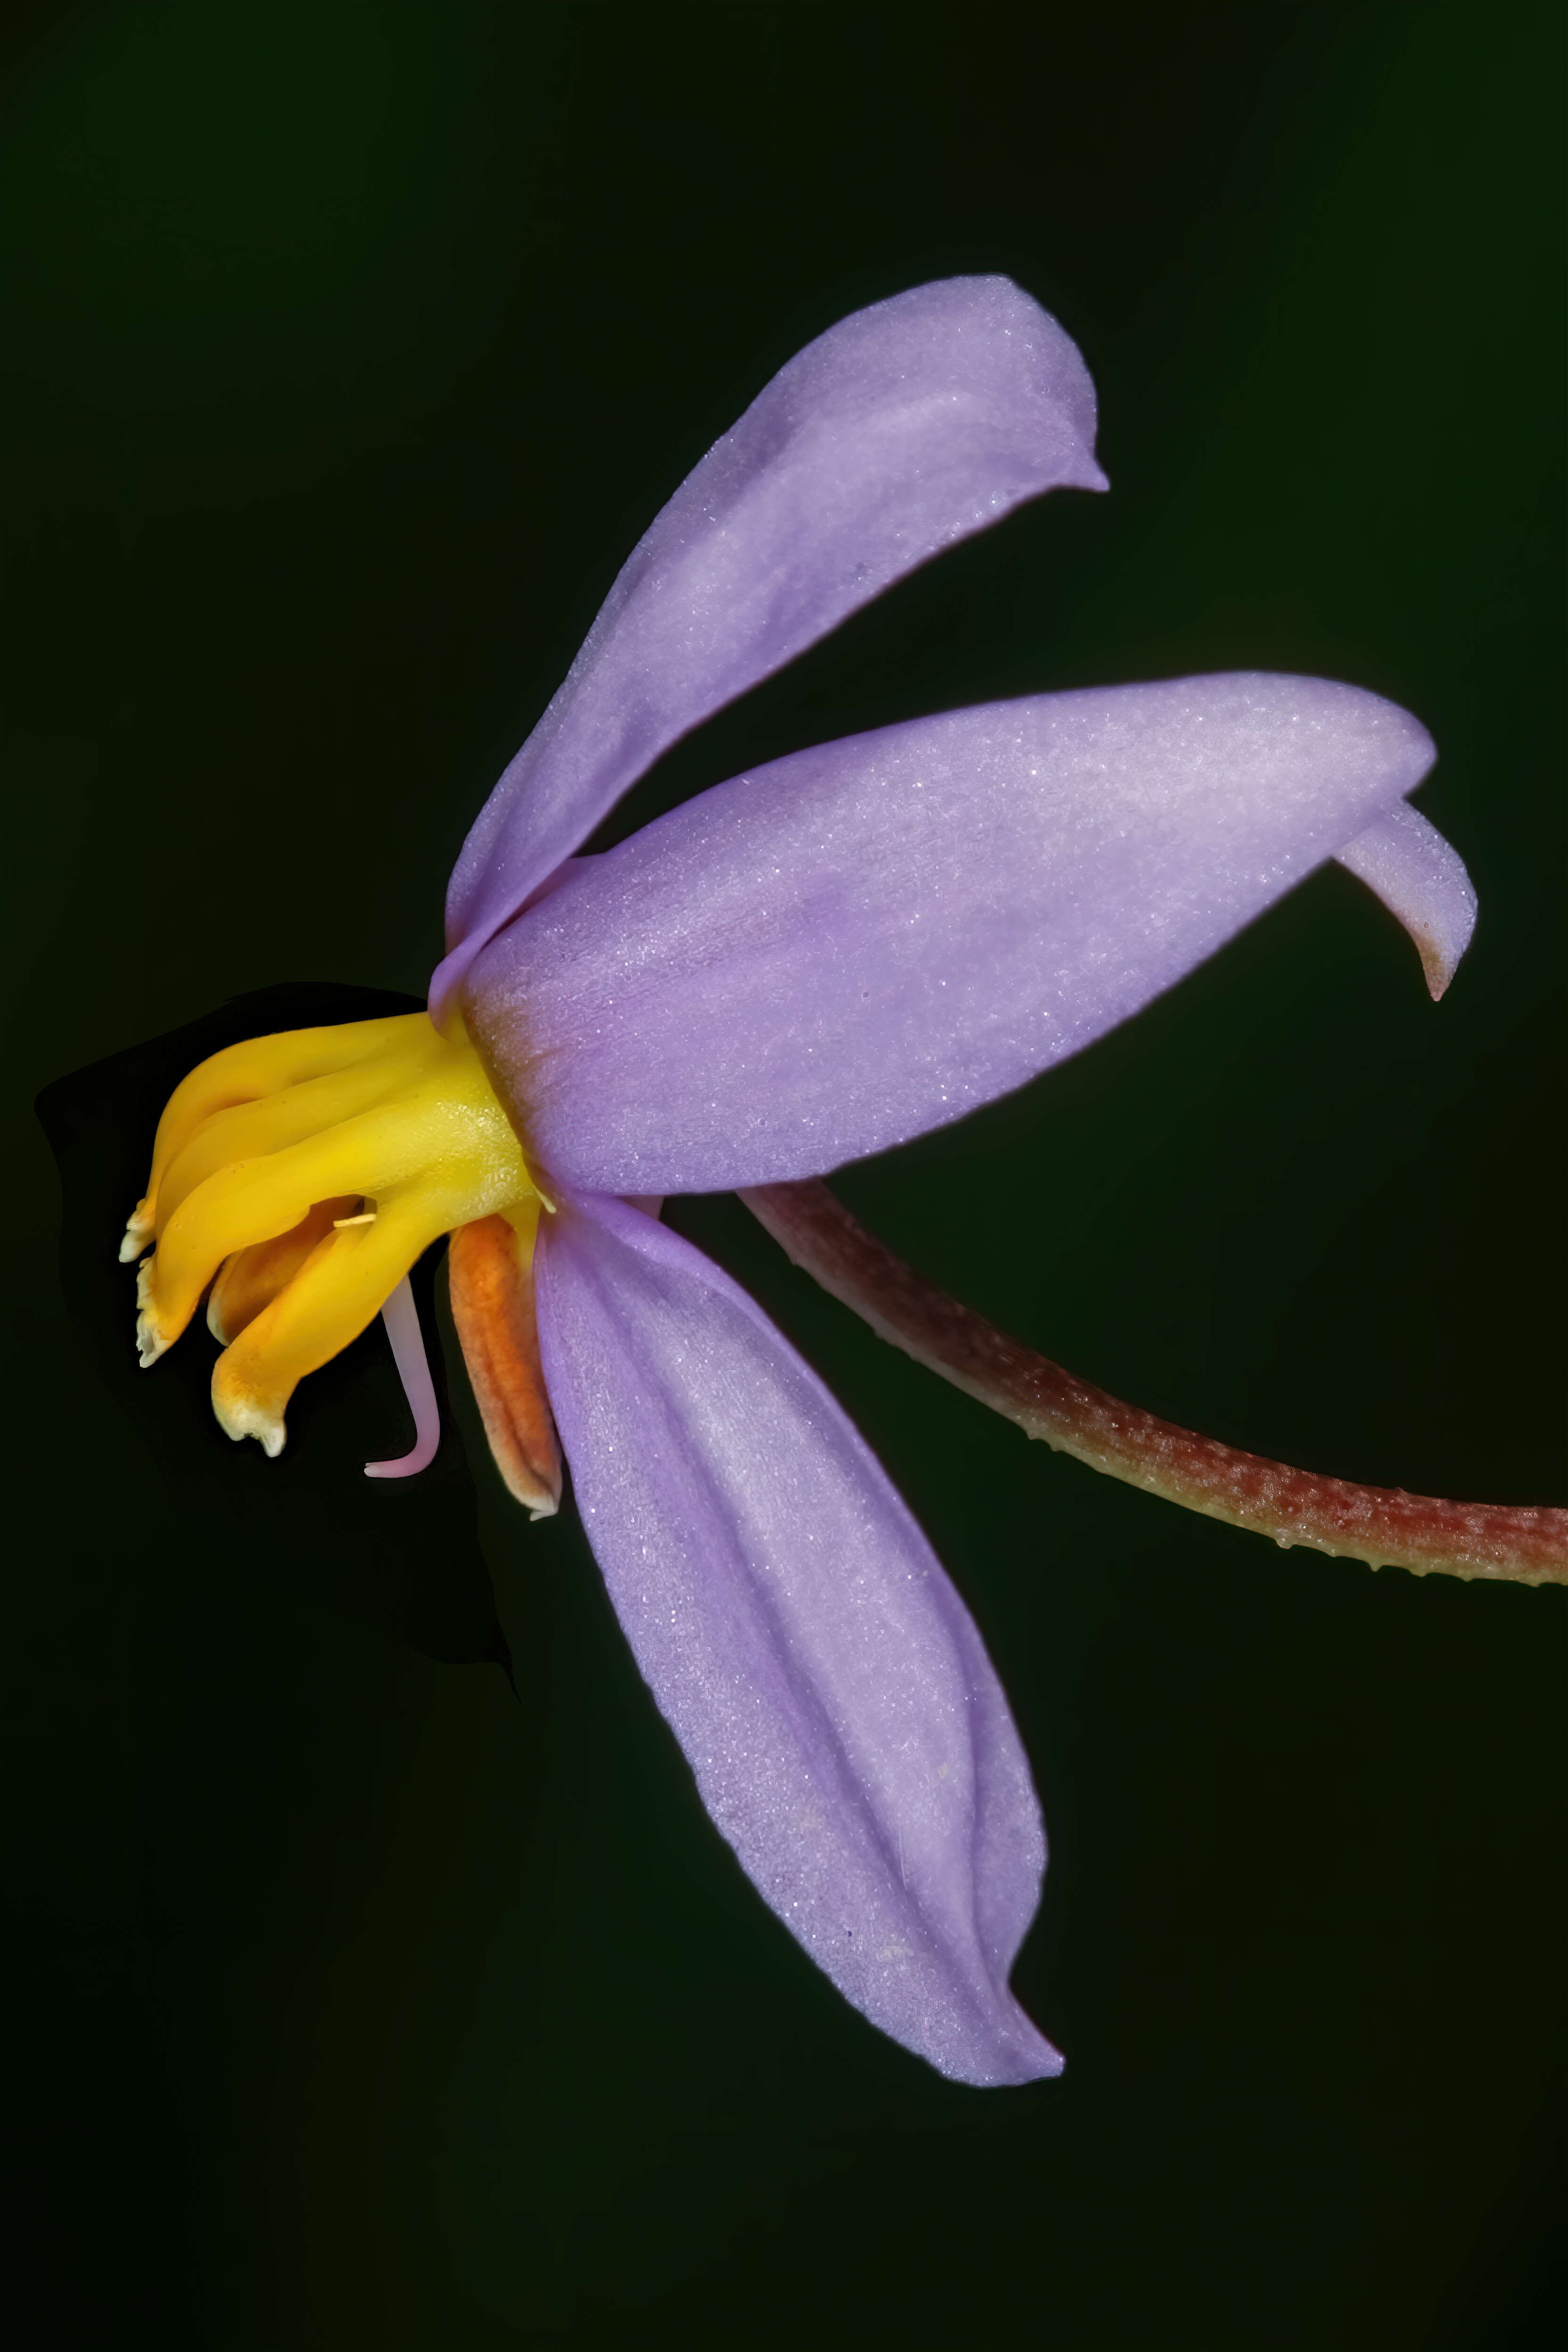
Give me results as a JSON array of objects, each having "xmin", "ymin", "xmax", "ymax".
[{"xmin": 6, "ymin": 5, "xmax": 1563, "ymax": 2345}]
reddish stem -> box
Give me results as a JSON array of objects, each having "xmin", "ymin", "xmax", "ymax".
[{"xmin": 740, "ymin": 1179, "xmax": 1567, "ymax": 1588}]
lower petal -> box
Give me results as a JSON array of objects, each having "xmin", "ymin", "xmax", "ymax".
[{"xmin": 532, "ymin": 1188, "xmax": 1059, "ymax": 2086}]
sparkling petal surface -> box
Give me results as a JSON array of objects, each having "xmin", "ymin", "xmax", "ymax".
[
  {"xmin": 468, "ymin": 672, "xmax": 1439, "ymax": 1196},
  {"xmin": 532, "ymin": 1189, "xmax": 1058, "ymax": 2086},
  {"xmin": 1334, "ymin": 798, "xmax": 1477, "ymax": 999},
  {"xmin": 432, "ymin": 276, "xmax": 1105, "ymax": 1022}
]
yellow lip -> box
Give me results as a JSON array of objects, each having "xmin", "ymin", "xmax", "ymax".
[{"xmin": 126, "ymin": 1010, "xmax": 545, "ymax": 1465}]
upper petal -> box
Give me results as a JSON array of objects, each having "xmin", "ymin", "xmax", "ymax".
[
  {"xmin": 466, "ymin": 672, "xmax": 1444, "ymax": 1195},
  {"xmin": 532, "ymin": 1189, "xmax": 1057, "ymax": 2086},
  {"xmin": 431, "ymin": 276, "xmax": 1105, "ymax": 1023}
]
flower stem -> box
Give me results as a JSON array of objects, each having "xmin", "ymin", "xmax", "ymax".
[{"xmin": 740, "ymin": 1180, "xmax": 1567, "ymax": 1588}]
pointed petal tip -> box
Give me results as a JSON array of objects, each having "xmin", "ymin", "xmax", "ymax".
[
  {"xmin": 1007, "ymin": 2005, "xmax": 1065, "ymax": 2082},
  {"xmin": 1335, "ymin": 798, "xmax": 1478, "ymax": 1000},
  {"xmin": 1419, "ymin": 940, "xmax": 1460, "ymax": 1004},
  {"xmin": 932, "ymin": 2007, "xmax": 1063, "ymax": 2087}
]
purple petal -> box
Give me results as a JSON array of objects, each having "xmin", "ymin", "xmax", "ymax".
[
  {"xmin": 532, "ymin": 1189, "xmax": 1058, "ymax": 2086},
  {"xmin": 431, "ymin": 277, "xmax": 1105, "ymax": 1024},
  {"xmin": 467, "ymin": 673, "xmax": 1442, "ymax": 1196},
  {"xmin": 1334, "ymin": 798, "xmax": 1477, "ymax": 999}
]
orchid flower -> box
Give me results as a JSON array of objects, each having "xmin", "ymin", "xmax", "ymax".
[{"xmin": 122, "ymin": 277, "xmax": 1531, "ymax": 2089}]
